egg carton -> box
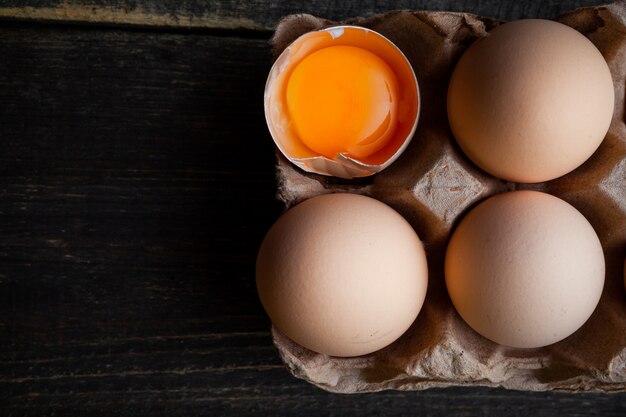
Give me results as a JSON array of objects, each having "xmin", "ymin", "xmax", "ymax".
[{"xmin": 269, "ymin": 3, "xmax": 626, "ymax": 393}]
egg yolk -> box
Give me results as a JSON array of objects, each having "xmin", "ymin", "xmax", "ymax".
[{"xmin": 285, "ymin": 45, "xmax": 399, "ymax": 159}]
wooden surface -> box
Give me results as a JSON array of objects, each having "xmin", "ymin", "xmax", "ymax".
[
  {"xmin": 0, "ymin": 0, "xmax": 619, "ymax": 29},
  {"xmin": 0, "ymin": 1, "xmax": 624, "ymax": 415}
]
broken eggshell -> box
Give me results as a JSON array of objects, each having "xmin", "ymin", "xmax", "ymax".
[{"xmin": 264, "ymin": 25, "xmax": 420, "ymax": 179}]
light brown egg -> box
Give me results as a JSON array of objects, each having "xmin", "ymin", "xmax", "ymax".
[
  {"xmin": 448, "ymin": 19, "xmax": 614, "ymax": 183},
  {"xmin": 264, "ymin": 26, "xmax": 420, "ymax": 178},
  {"xmin": 445, "ymin": 191, "xmax": 605, "ymax": 348},
  {"xmin": 256, "ymin": 193, "xmax": 428, "ymax": 357}
]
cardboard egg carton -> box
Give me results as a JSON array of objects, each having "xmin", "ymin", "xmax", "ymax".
[{"xmin": 269, "ymin": 3, "xmax": 626, "ymax": 393}]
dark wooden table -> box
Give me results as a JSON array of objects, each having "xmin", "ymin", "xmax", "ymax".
[{"xmin": 0, "ymin": 1, "xmax": 624, "ymax": 415}]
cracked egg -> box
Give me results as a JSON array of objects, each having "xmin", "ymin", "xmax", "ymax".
[{"xmin": 264, "ymin": 25, "xmax": 420, "ymax": 179}]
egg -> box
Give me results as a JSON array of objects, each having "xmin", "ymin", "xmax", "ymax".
[
  {"xmin": 264, "ymin": 26, "xmax": 420, "ymax": 178},
  {"xmin": 256, "ymin": 193, "xmax": 428, "ymax": 357},
  {"xmin": 445, "ymin": 190, "xmax": 605, "ymax": 348},
  {"xmin": 447, "ymin": 19, "xmax": 614, "ymax": 183},
  {"xmin": 285, "ymin": 45, "xmax": 400, "ymax": 160}
]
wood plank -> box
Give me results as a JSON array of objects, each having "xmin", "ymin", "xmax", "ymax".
[
  {"xmin": 0, "ymin": 20, "xmax": 276, "ymax": 355},
  {"xmin": 0, "ymin": 25, "xmax": 280, "ymax": 331},
  {"xmin": 0, "ymin": 0, "xmax": 611, "ymax": 31}
]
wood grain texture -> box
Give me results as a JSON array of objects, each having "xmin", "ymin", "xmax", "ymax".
[
  {"xmin": 0, "ymin": 2, "xmax": 625, "ymax": 416},
  {"xmin": 0, "ymin": 0, "xmax": 612, "ymax": 30},
  {"xmin": 0, "ymin": 24, "xmax": 283, "ymax": 415}
]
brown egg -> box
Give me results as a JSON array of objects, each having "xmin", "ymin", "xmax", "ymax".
[
  {"xmin": 256, "ymin": 193, "xmax": 428, "ymax": 357},
  {"xmin": 445, "ymin": 191, "xmax": 605, "ymax": 348},
  {"xmin": 448, "ymin": 19, "xmax": 614, "ymax": 183},
  {"xmin": 264, "ymin": 26, "xmax": 420, "ymax": 179}
]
